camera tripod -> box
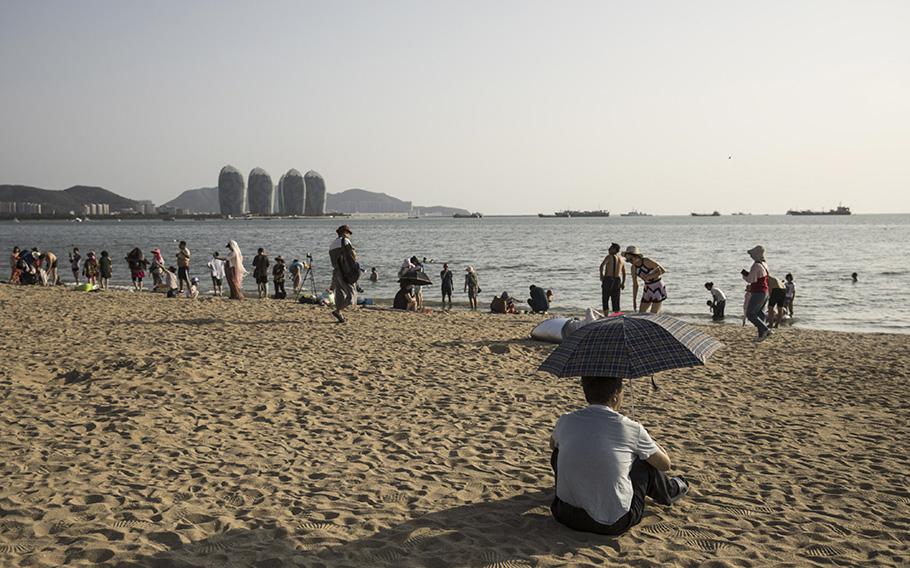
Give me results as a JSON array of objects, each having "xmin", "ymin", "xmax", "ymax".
[{"xmin": 295, "ymin": 256, "xmax": 318, "ymax": 299}]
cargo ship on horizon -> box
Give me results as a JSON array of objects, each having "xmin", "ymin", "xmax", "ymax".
[
  {"xmin": 786, "ymin": 205, "xmax": 851, "ymax": 216},
  {"xmin": 538, "ymin": 209, "xmax": 610, "ymax": 218}
]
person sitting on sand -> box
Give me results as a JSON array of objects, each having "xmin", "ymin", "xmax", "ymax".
[
  {"xmin": 528, "ymin": 284, "xmax": 550, "ymax": 313},
  {"xmin": 393, "ymin": 282, "xmax": 418, "ymax": 311},
  {"xmin": 490, "ymin": 291, "xmax": 517, "ymax": 314},
  {"xmin": 163, "ymin": 266, "xmax": 180, "ymax": 298},
  {"xmin": 623, "ymin": 246, "xmax": 667, "ymax": 314},
  {"xmin": 704, "ymin": 282, "xmax": 725, "ymax": 321},
  {"xmin": 186, "ymin": 276, "xmax": 200, "ymax": 299},
  {"xmin": 550, "ymin": 376, "xmax": 689, "ymax": 535}
]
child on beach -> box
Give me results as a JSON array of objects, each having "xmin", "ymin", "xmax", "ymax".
[
  {"xmin": 83, "ymin": 252, "xmax": 99, "ymax": 286},
  {"xmin": 99, "ymin": 251, "xmax": 112, "ymax": 290},
  {"xmin": 186, "ymin": 276, "xmax": 200, "ymax": 299},
  {"xmin": 785, "ymin": 273, "xmax": 796, "ymax": 316}
]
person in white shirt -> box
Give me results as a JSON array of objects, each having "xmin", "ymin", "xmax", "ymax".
[
  {"xmin": 550, "ymin": 377, "xmax": 689, "ymax": 535},
  {"xmin": 207, "ymin": 252, "xmax": 226, "ymax": 297},
  {"xmin": 704, "ymin": 282, "xmax": 726, "ymax": 321}
]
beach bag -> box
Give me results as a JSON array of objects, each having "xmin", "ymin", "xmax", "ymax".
[{"xmin": 339, "ymin": 244, "xmax": 361, "ymax": 285}]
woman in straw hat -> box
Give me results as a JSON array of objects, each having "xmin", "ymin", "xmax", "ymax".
[
  {"xmin": 622, "ymin": 246, "xmax": 667, "ymax": 314},
  {"xmin": 742, "ymin": 245, "xmax": 771, "ymax": 341}
]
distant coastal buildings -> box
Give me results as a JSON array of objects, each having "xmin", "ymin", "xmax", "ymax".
[{"xmin": 0, "ymin": 201, "xmax": 43, "ymax": 215}]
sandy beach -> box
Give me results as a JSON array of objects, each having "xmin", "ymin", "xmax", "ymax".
[{"xmin": 0, "ymin": 284, "xmax": 908, "ymax": 567}]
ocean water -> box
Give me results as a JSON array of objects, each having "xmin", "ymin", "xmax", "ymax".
[{"xmin": 2, "ymin": 214, "xmax": 908, "ymax": 334}]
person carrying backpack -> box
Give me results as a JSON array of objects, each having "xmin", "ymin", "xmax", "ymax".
[{"xmin": 328, "ymin": 225, "xmax": 358, "ymax": 323}]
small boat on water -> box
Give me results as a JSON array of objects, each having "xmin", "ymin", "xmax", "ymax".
[
  {"xmin": 620, "ymin": 210, "xmax": 651, "ymax": 217},
  {"xmin": 453, "ymin": 212, "xmax": 483, "ymax": 218},
  {"xmin": 691, "ymin": 211, "xmax": 721, "ymax": 217},
  {"xmin": 162, "ymin": 217, "xmax": 176, "ymax": 222},
  {"xmin": 538, "ymin": 210, "xmax": 610, "ymax": 218},
  {"xmin": 12, "ymin": 217, "xmax": 20, "ymax": 223},
  {"xmin": 786, "ymin": 205, "xmax": 851, "ymax": 216}
]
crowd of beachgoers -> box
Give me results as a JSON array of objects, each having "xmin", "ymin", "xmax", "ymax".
[{"xmin": 7, "ymin": 224, "xmax": 797, "ymax": 338}]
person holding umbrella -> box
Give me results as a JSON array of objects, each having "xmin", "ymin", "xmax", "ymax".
[
  {"xmin": 550, "ymin": 376, "xmax": 688, "ymax": 535},
  {"xmin": 540, "ymin": 314, "xmax": 724, "ymax": 536}
]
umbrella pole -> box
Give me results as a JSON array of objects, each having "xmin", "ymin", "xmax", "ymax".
[{"xmin": 628, "ymin": 378, "xmax": 634, "ymax": 418}]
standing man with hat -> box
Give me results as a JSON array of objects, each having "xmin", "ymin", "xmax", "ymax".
[
  {"xmin": 599, "ymin": 243, "xmax": 626, "ymax": 314},
  {"xmin": 329, "ymin": 225, "xmax": 357, "ymax": 323}
]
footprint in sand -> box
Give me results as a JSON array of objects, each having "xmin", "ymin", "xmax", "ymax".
[
  {"xmin": 686, "ymin": 539, "xmax": 740, "ymax": 553},
  {"xmin": 368, "ymin": 546, "xmax": 407, "ymax": 563},
  {"xmin": 803, "ymin": 545, "xmax": 845, "ymax": 558},
  {"xmin": 402, "ymin": 527, "xmax": 456, "ymax": 550},
  {"xmin": 0, "ymin": 543, "xmax": 34, "ymax": 554},
  {"xmin": 480, "ymin": 551, "xmax": 532, "ymax": 568}
]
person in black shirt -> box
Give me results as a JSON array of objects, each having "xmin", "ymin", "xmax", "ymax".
[{"xmin": 440, "ymin": 263, "xmax": 454, "ymax": 311}]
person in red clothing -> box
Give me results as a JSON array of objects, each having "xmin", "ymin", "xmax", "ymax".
[{"xmin": 742, "ymin": 245, "xmax": 771, "ymax": 341}]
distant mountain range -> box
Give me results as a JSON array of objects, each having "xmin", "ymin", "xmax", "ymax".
[
  {"xmin": 163, "ymin": 186, "xmax": 469, "ymax": 216},
  {"xmin": 0, "ymin": 184, "xmax": 140, "ymax": 214},
  {"xmin": 1, "ymin": 183, "xmax": 469, "ymax": 217}
]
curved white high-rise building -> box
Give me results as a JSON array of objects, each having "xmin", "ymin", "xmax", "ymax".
[
  {"xmin": 248, "ymin": 168, "xmax": 274, "ymax": 215},
  {"xmin": 218, "ymin": 165, "xmax": 246, "ymax": 216},
  {"xmin": 304, "ymin": 170, "xmax": 326, "ymax": 216},
  {"xmin": 279, "ymin": 169, "xmax": 305, "ymax": 215}
]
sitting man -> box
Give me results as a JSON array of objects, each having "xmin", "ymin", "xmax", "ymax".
[
  {"xmin": 490, "ymin": 291, "xmax": 517, "ymax": 314},
  {"xmin": 393, "ymin": 283, "xmax": 418, "ymax": 311},
  {"xmin": 527, "ymin": 284, "xmax": 550, "ymax": 313},
  {"xmin": 550, "ymin": 376, "xmax": 689, "ymax": 535}
]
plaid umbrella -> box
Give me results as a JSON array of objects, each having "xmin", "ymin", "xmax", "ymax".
[{"xmin": 538, "ymin": 313, "xmax": 723, "ymax": 379}]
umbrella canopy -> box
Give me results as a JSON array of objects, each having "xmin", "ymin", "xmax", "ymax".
[
  {"xmin": 538, "ymin": 313, "xmax": 723, "ymax": 379},
  {"xmin": 398, "ymin": 270, "xmax": 432, "ymax": 287}
]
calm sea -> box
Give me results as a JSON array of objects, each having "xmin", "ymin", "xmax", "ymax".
[{"xmin": 2, "ymin": 214, "xmax": 908, "ymax": 334}]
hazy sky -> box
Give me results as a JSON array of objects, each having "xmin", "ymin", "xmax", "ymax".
[{"xmin": 2, "ymin": 1, "xmax": 908, "ymax": 214}]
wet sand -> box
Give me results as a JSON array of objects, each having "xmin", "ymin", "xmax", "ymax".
[{"xmin": 0, "ymin": 284, "xmax": 908, "ymax": 567}]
